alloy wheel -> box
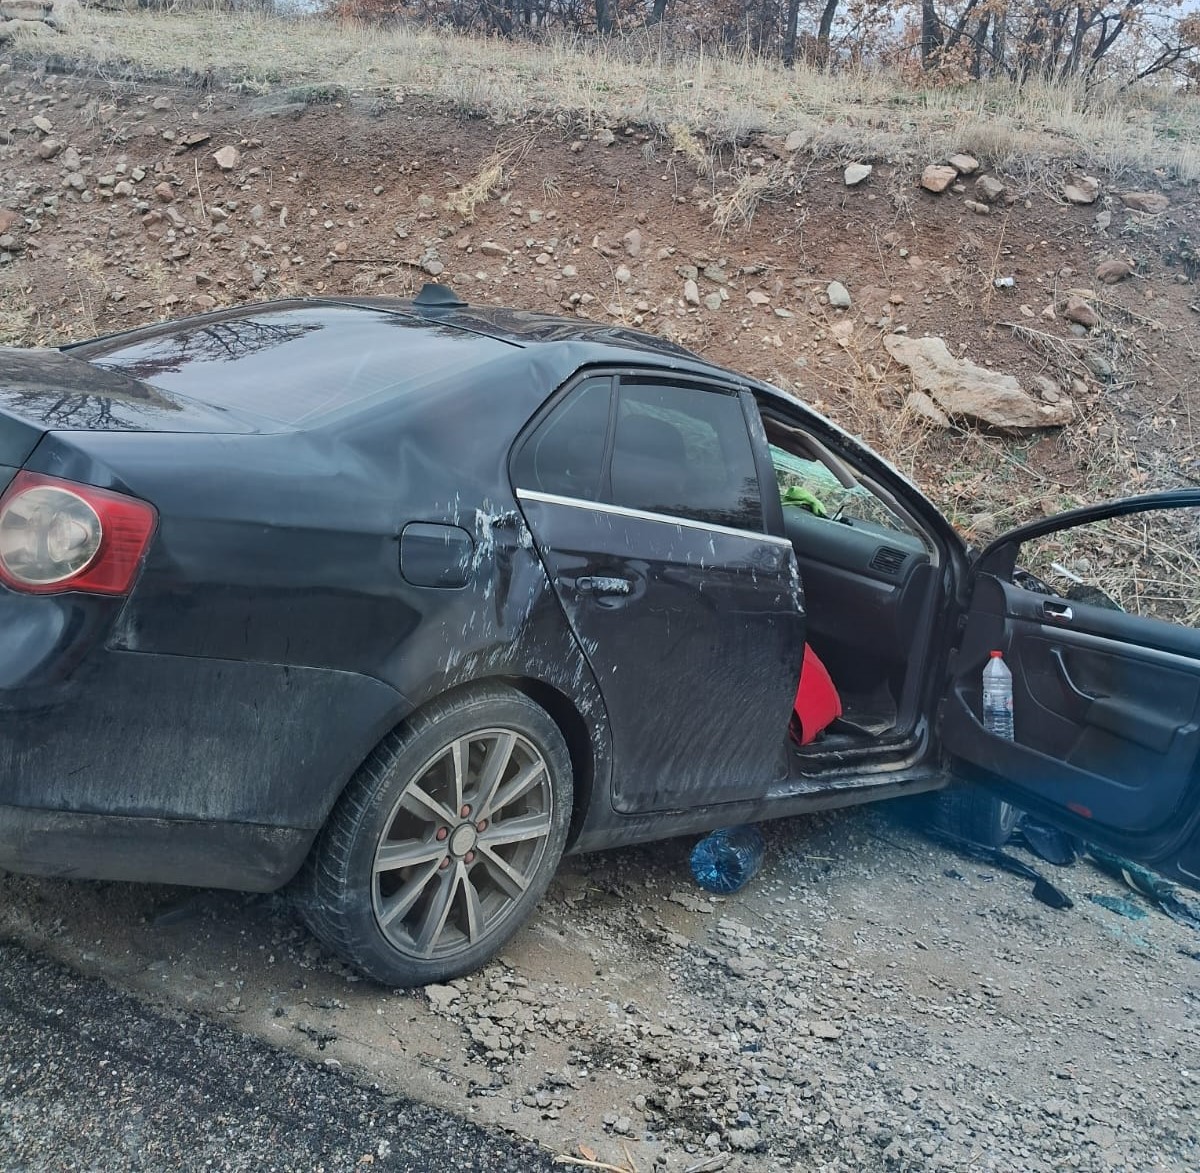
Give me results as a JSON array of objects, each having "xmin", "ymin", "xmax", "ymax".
[{"xmin": 370, "ymin": 728, "xmax": 554, "ymax": 960}]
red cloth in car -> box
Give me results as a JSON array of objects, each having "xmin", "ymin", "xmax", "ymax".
[{"xmin": 791, "ymin": 644, "xmax": 842, "ymax": 745}]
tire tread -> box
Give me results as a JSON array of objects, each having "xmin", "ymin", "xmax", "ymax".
[{"xmin": 928, "ymin": 787, "xmax": 1017, "ymax": 848}]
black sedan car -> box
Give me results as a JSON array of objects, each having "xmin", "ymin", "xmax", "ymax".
[{"xmin": 2, "ymin": 285, "xmax": 1198, "ymax": 987}]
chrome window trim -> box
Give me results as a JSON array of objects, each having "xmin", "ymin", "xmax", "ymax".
[{"xmin": 515, "ymin": 488, "xmax": 793, "ymax": 548}]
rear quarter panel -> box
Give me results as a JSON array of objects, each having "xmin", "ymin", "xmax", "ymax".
[{"xmin": 17, "ymin": 357, "xmax": 611, "ymax": 830}]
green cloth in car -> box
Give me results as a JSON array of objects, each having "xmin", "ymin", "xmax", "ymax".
[{"xmin": 780, "ymin": 485, "xmax": 828, "ymax": 517}]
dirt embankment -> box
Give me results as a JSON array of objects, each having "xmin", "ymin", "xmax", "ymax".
[{"xmin": 2, "ymin": 58, "xmax": 1198, "ymax": 532}]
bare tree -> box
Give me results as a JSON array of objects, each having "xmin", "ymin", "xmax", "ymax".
[
  {"xmin": 782, "ymin": 0, "xmax": 801, "ymax": 64},
  {"xmin": 920, "ymin": 0, "xmax": 944, "ymax": 63},
  {"xmin": 815, "ymin": 0, "xmax": 839, "ymax": 64}
]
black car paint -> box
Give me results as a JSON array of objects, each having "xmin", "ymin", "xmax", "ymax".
[
  {"xmin": 518, "ymin": 490, "xmax": 805, "ymax": 812},
  {"xmin": 0, "ymin": 344, "xmax": 260, "ymax": 435},
  {"xmin": 6, "ymin": 298, "xmax": 922, "ymax": 891},
  {"xmin": 2, "ymin": 310, "xmax": 631, "ymax": 886},
  {"xmin": 7, "ymin": 295, "xmax": 1194, "ymax": 897},
  {"xmin": 0, "ymin": 297, "xmax": 974, "ymax": 892},
  {"xmin": 509, "ymin": 367, "xmax": 810, "ymax": 813}
]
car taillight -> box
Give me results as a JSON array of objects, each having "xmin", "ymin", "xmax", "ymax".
[{"xmin": 0, "ymin": 471, "xmax": 157, "ymax": 596}]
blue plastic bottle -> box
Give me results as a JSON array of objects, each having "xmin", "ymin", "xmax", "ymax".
[{"xmin": 690, "ymin": 825, "xmax": 765, "ymax": 894}]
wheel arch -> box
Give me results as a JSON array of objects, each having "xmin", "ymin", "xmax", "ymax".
[
  {"xmin": 293, "ymin": 672, "xmax": 585, "ymax": 986},
  {"xmin": 315, "ymin": 674, "xmax": 600, "ymax": 850}
]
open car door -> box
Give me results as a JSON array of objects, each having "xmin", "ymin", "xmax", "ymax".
[{"xmin": 941, "ymin": 490, "xmax": 1200, "ymax": 891}]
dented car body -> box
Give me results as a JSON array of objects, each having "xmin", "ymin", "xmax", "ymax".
[{"xmin": 2, "ymin": 288, "xmax": 1198, "ymax": 986}]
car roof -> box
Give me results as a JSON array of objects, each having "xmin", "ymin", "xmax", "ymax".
[
  {"xmin": 331, "ymin": 291, "xmax": 698, "ymax": 356},
  {"xmin": 72, "ymin": 290, "xmax": 723, "ymax": 372},
  {"xmin": 65, "ymin": 290, "xmax": 787, "ymax": 430},
  {"xmin": 323, "ymin": 289, "xmax": 748, "ymax": 380}
]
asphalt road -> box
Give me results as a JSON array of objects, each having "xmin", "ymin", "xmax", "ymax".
[{"xmin": 0, "ymin": 940, "xmax": 557, "ymax": 1172}]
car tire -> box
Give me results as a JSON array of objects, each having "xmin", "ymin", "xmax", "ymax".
[
  {"xmin": 928, "ymin": 787, "xmax": 1020, "ymax": 849},
  {"xmin": 295, "ymin": 684, "xmax": 573, "ymax": 988}
]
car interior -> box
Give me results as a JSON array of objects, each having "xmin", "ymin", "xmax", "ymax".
[{"xmin": 757, "ymin": 403, "xmax": 943, "ymax": 762}]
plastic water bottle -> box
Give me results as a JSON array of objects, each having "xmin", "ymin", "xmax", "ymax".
[
  {"xmin": 690, "ymin": 826, "xmax": 765, "ymax": 894},
  {"xmin": 982, "ymin": 650, "xmax": 1014, "ymax": 740}
]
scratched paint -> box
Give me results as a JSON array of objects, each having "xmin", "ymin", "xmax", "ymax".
[{"xmin": 517, "ymin": 495, "xmax": 804, "ymax": 813}]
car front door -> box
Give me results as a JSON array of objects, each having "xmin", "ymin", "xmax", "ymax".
[
  {"xmin": 512, "ymin": 372, "xmax": 805, "ymax": 813},
  {"xmin": 941, "ymin": 490, "xmax": 1200, "ymax": 889}
]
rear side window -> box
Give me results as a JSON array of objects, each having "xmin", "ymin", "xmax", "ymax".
[
  {"xmin": 607, "ymin": 380, "xmax": 763, "ymax": 532},
  {"xmin": 512, "ymin": 377, "xmax": 611, "ymax": 501}
]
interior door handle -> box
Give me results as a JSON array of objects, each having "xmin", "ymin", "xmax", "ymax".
[
  {"xmin": 1043, "ymin": 601, "xmax": 1073, "ymax": 623},
  {"xmin": 1049, "ymin": 646, "xmax": 1096, "ymax": 704},
  {"xmin": 576, "ymin": 575, "xmax": 633, "ymax": 597}
]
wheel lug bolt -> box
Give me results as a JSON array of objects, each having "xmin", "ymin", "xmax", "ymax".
[
  {"xmin": 464, "ymin": 851, "xmax": 475, "ymax": 864},
  {"xmin": 476, "ymin": 819, "xmax": 488, "ymax": 832},
  {"xmin": 439, "ymin": 857, "xmax": 450, "ymax": 870},
  {"xmin": 460, "ymin": 804, "xmax": 471, "ymax": 817},
  {"xmin": 435, "ymin": 827, "xmax": 448, "ymax": 841}
]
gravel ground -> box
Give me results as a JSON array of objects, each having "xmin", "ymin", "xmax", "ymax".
[
  {"xmin": 0, "ymin": 940, "xmax": 558, "ymax": 1172},
  {"xmin": 2, "ymin": 805, "xmax": 1198, "ymax": 1172}
]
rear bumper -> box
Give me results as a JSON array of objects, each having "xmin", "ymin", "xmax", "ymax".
[
  {"xmin": 1, "ymin": 588, "xmax": 411, "ymax": 885},
  {"xmin": 0, "ymin": 805, "xmax": 312, "ymax": 891},
  {"xmin": 1, "ymin": 645, "xmax": 405, "ymax": 826}
]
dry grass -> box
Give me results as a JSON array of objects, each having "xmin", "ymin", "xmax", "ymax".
[
  {"xmin": 666, "ymin": 123, "xmax": 714, "ymax": 176},
  {"xmin": 711, "ymin": 162, "xmax": 795, "ymax": 235},
  {"xmin": 921, "ymin": 419, "xmax": 1200, "ymax": 626},
  {"xmin": 1001, "ymin": 322, "xmax": 1094, "ymax": 382},
  {"xmin": 23, "ymin": 10, "xmax": 1200, "ymax": 183},
  {"xmin": 1021, "ymin": 509, "xmax": 1200, "ymax": 627},
  {"xmin": 445, "ymin": 136, "xmax": 539, "ymax": 221},
  {"xmin": 0, "ymin": 277, "xmax": 40, "ymax": 347},
  {"xmin": 445, "ymin": 154, "xmax": 507, "ymax": 222}
]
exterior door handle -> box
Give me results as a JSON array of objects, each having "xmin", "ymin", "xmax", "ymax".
[
  {"xmin": 1043, "ymin": 601, "xmax": 1073, "ymax": 623},
  {"xmin": 576, "ymin": 576, "xmax": 633, "ymax": 597}
]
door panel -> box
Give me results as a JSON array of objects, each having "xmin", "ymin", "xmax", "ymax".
[
  {"xmin": 518, "ymin": 491, "xmax": 805, "ymax": 812},
  {"xmin": 946, "ymin": 575, "xmax": 1200, "ymax": 832},
  {"xmin": 942, "ymin": 491, "xmax": 1200, "ymax": 889}
]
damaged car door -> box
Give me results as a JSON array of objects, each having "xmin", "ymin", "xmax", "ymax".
[
  {"xmin": 513, "ymin": 373, "xmax": 806, "ymax": 813},
  {"xmin": 942, "ymin": 490, "xmax": 1200, "ymax": 890}
]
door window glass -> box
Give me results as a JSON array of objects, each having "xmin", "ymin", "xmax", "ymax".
[
  {"xmin": 1012, "ymin": 505, "xmax": 1200, "ymax": 629},
  {"xmin": 762, "ymin": 412, "xmax": 926, "ymax": 545},
  {"xmin": 608, "ymin": 381, "xmax": 764, "ymax": 532},
  {"xmin": 511, "ymin": 377, "xmax": 611, "ymax": 501}
]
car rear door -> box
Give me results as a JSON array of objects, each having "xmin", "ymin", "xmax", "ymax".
[
  {"xmin": 512, "ymin": 372, "xmax": 806, "ymax": 813},
  {"xmin": 941, "ymin": 490, "xmax": 1200, "ymax": 889}
]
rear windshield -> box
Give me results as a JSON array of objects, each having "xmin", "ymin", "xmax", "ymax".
[{"xmin": 86, "ymin": 305, "xmax": 507, "ymax": 426}]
